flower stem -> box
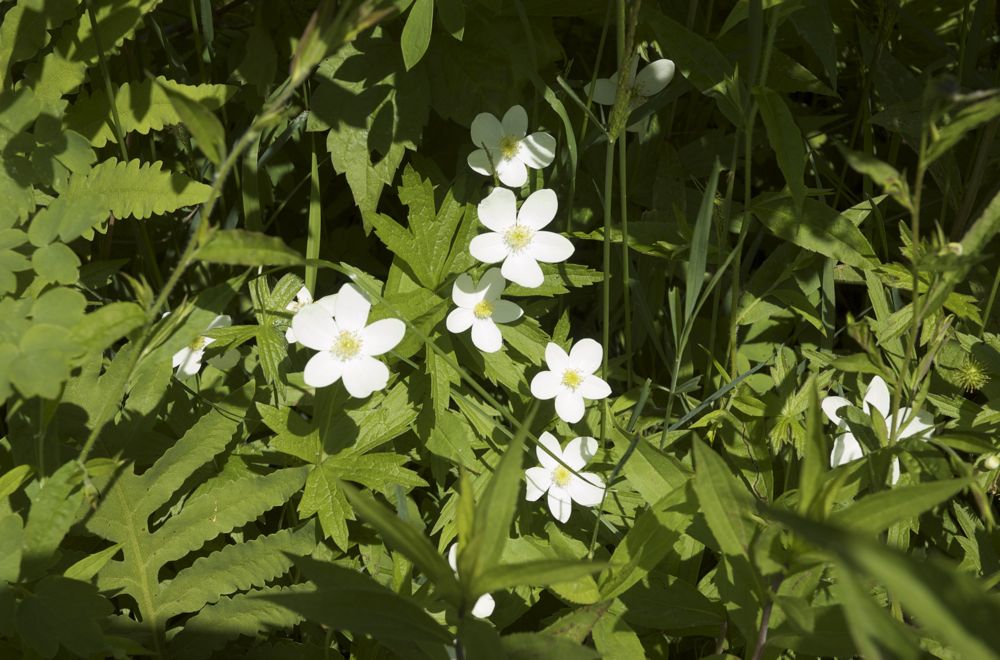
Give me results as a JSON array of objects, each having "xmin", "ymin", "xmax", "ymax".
[{"xmin": 601, "ymin": 138, "xmax": 614, "ymax": 445}]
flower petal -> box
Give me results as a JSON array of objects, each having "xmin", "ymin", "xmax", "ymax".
[
  {"xmin": 530, "ymin": 370, "xmax": 561, "ymax": 401},
  {"xmin": 579, "ymin": 375, "xmax": 611, "ymax": 401},
  {"xmin": 545, "ymin": 342, "xmax": 571, "ymax": 372},
  {"xmin": 491, "ymin": 300, "xmax": 522, "ymax": 324},
  {"xmin": 335, "ymin": 283, "xmax": 371, "ymax": 331},
  {"xmin": 555, "ymin": 391, "xmax": 586, "ymax": 423},
  {"xmin": 536, "ymin": 432, "xmax": 563, "ymax": 471},
  {"xmin": 830, "ymin": 432, "xmax": 863, "ymax": 467},
  {"xmin": 467, "ymin": 149, "xmax": 493, "ymax": 176},
  {"xmin": 568, "ymin": 471, "xmax": 605, "ymax": 507},
  {"xmin": 529, "ymin": 231, "xmax": 574, "ymax": 263},
  {"xmin": 893, "ymin": 408, "xmax": 935, "ymax": 440},
  {"xmin": 863, "ymin": 376, "xmax": 891, "ymax": 419},
  {"xmin": 304, "ymin": 351, "xmax": 343, "ymax": 388},
  {"xmin": 562, "ymin": 436, "xmax": 598, "ymax": 471},
  {"xmin": 519, "ymin": 132, "xmax": 556, "ymax": 169},
  {"xmin": 292, "ymin": 305, "xmax": 338, "ymax": 351},
  {"xmin": 452, "ymin": 273, "xmax": 482, "ymax": 308},
  {"xmin": 501, "ymin": 253, "xmax": 544, "ymax": 288},
  {"xmin": 496, "ymin": 158, "xmax": 528, "ymax": 188},
  {"xmin": 480, "ymin": 267, "xmax": 507, "ymax": 300},
  {"xmin": 501, "ymin": 105, "xmax": 528, "ymax": 137},
  {"xmin": 890, "ymin": 458, "xmax": 901, "ymax": 486},
  {"xmin": 547, "ymin": 486, "xmax": 573, "ymax": 523},
  {"xmin": 821, "ymin": 396, "xmax": 852, "ymax": 426},
  {"xmin": 175, "ymin": 348, "xmax": 204, "ymax": 376},
  {"xmin": 172, "ymin": 346, "xmax": 191, "ymax": 369},
  {"xmin": 470, "ymin": 232, "xmax": 510, "ymax": 264},
  {"xmin": 635, "ymin": 59, "xmax": 676, "ymax": 97},
  {"xmin": 477, "ymin": 187, "xmax": 518, "ymax": 233},
  {"xmin": 588, "ymin": 77, "xmax": 618, "ymax": 105},
  {"xmin": 471, "ymin": 112, "xmax": 504, "ymax": 148},
  {"xmin": 315, "ymin": 294, "xmax": 338, "ymax": 314},
  {"xmin": 293, "ymin": 287, "xmax": 312, "ymax": 306},
  {"xmin": 341, "ymin": 356, "xmax": 390, "ymax": 398},
  {"xmin": 518, "ymin": 189, "xmax": 558, "ymax": 230},
  {"xmin": 285, "ymin": 327, "xmax": 297, "ymax": 344},
  {"xmin": 447, "ymin": 544, "xmax": 458, "ymax": 571},
  {"xmin": 361, "ymin": 318, "xmax": 405, "ymax": 356},
  {"xmin": 525, "ymin": 466, "xmax": 553, "ymax": 500},
  {"xmin": 472, "ymin": 593, "xmax": 495, "ymax": 619},
  {"xmin": 569, "ymin": 338, "xmax": 603, "ymax": 375},
  {"xmin": 471, "ymin": 319, "xmax": 503, "ymax": 353},
  {"xmin": 446, "ymin": 307, "xmax": 475, "ymax": 334}
]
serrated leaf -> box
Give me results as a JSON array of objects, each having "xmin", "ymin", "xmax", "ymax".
[
  {"xmin": 155, "ymin": 78, "xmax": 227, "ymax": 166},
  {"xmin": 73, "ymin": 158, "xmax": 212, "ymax": 220},
  {"xmin": 21, "ymin": 460, "xmax": 84, "ymax": 580},
  {"xmin": 64, "ymin": 77, "xmax": 236, "ymax": 148},
  {"xmin": 196, "ymin": 229, "xmax": 304, "ymax": 266}
]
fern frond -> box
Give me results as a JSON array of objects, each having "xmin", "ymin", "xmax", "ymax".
[
  {"xmin": 167, "ymin": 585, "xmax": 308, "ymax": 660},
  {"xmin": 158, "ymin": 522, "xmax": 318, "ymax": 619},
  {"xmin": 26, "ymin": 0, "xmax": 166, "ymax": 104},
  {"xmin": 71, "ymin": 158, "xmax": 212, "ymax": 220},
  {"xmin": 64, "ymin": 77, "xmax": 236, "ymax": 148}
]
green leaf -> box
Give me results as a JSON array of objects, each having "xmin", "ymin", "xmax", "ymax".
[
  {"xmin": 340, "ymin": 480, "xmax": 460, "ymax": 602},
  {"xmin": 74, "ymin": 302, "xmax": 145, "ymax": 353},
  {"xmin": 32, "ymin": 241, "xmax": 80, "ymax": 284},
  {"xmin": 502, "ymin": 632, "xmax": 601, "ymax": 659},
  {"xmin": 74, "ymin": 158, "xmax": 212, "ymax": 220},
  {"xmin": 196, "ymin": 229, "xmax": 304, "ymax": 266},
  {"xmin": 63, "ymin": 544, "xmax": 122, "ymax": 582},
  {"xmin": 0, "ymin": 464, "xmax": 33, "ymax": 499},
  {"xmin": 692, "ymin": 438, "xmax": 753, "ymax": 557},
  {"xmin": 21, "ymin": 460, "xmax": 84, "ymax": 580},
  {"xmin": 752, "ymin": 195, "xmax": 878, "ymax": 269},
  {"xmin": 64, "ymin": 76, "xmax": 235, "ymax": 148},
  {"xmin": 264, "ymin": 556, "xmax": 453, "ymax": 649},
  {"xmin": 155, "ymin": 77, "xmax": 227, "ymax": 166},
  {"xmin": 686, "ymin": 158, "xmax": 721, "ymax": 320},
  {"xmin": 755, "ymin": 87, "xmax": 806, "ymax": 211},
  {"xmin": 299, "ymin": 464, "xmax": 351, "ymax": 550},
  {"xmin": 15, "ymin": 576, "xmax": 112, "ymax": 658},
  {"xmin": 766, "ymin": 506, "xmax": 1000, "ymax": 658},
  {"xmin": 838, "ymin": 146, "xmax": 912, "ymax": 211},
  {"xmin": 798, "ymin": 381, "xmax": 827, "ymax": 514},
  {"xmin": 829, "ymin": 478, "xmax": 969, "ymax": 533},
  {"xmin": 401, "ymin": 0, "xmax": 434, "ymax": 70},
  {"xmin": 0, "ymin": 514, "xmax": 23, "ymax": 583},
  {"xmin": 474, "ymin": 559, "xmax": 607, "ymax": 596},
  {"xmin": 927, "ymin": 94, "xmax": 1000, "ymax": 166}
]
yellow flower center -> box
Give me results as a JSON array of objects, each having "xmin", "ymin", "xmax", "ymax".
[
  {"xmin": 188, "ymin": 336, "xmax": 208, "ymax": 351},
  {"xmin": 561, "ymin": 369, "xmax": 582, "ymax": 390},
  {"xmin": 332, "ymin": 330, "xmax": 363, "ymax": 360},
  {"xmin": 553, "ymin": 466, "xmax": 572, "ymax": 488},
  {"xmin": 504, "ymin": 225, "xmax": 534, "ymax": 252},
  {"xmin": 499, "ymin": 135, "xmax": 520, "ymax": 160},
  {"xmin": 473, "ymin": 300, "xmax": 494, "ymax": 319}
]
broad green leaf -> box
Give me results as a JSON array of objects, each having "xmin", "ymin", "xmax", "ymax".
[
  {"xmin": 692, "ymin": 439, "xmax": 754, "ymax": 557},
  {"xmin": 755, "ymin": 87, "xmax": 806, "ymax": 211},
  {"xmin": 32, "ymin": 242, "xmax": 79, "ymax": 284},
  {"xmin": 927, "ymin": 94, "xmax": 1000, "ymax": 166},
  {"xmin": 767, "ymin": 507, "xmax": 1000, "ymax": 658},
  {"xmin": 752, "ymin": 195, "xmax": 878, "ymax": 269},
  {"xmin": 196, "ymin": 229, "xmax": 304, "ymax": 266},
  {"xmin": 0, "ymin": 514, "xmax": 23, "ymax": 583},
  {"xmin": 340, "ymin": 480, "xmax": 460, "ymax": 602},
  {"xmin": 502, "ymin": 632, "xmax": 601, "ymax": 659},
  {"xmin": 21, "ymin": 460, "xmax": 84, "ymax": 579},
  {"xmin": 74, "ymin": 302, "xmax": 145, "ymax": 353},
  {"xmin": 64, "ymin": 544, "xmax": 123, "ymax": 582},
  {"xmin": 829, "ymin": 478, "xmax": 969, "ymax": 533},
  {"xmin": 473, "ymin": 559, "xmax": 607, "ymax": 596},
  {"xmin": 299, "ymin": 464, "xmax": 351, "ymax": 550},
  {"xmin": 155, "ymin": 78, "xmax": 227, "ymax": 166},
  {"xmin": 838, "ymin": 146, "xmax": 912, "ymax": 210},
  {"xmin": 798, "ymin": 381, "xmax": 827, "ymax": 514},
  {"xmin": 64, "ymin": 77, "xmax": 235, "ymax": 148},
  {"xmin": 401, "ymin": 0, "xmax": 434, "ymax": 70},
  {"xmin": 0, "ymin": 464, "xmax": 33, "ymax": 499},
  {"xmin": 15, "ymin": 576, "xmax": 112, "ymax": 658},
  {"xmin": 834, "ymin": 562, "xmax": 922, "ymax": 659},
  {"xmin": 264, "ymin": 557, "xmax": 452, "ymax": 651}
]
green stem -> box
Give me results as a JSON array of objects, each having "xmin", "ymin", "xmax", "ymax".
[
  {"xmin": 306, "ymin": 133, "xmax": 322, "ymax": 293},
  {"xmin": 617, "ymin": 133, "xmax": 633, "ymax": 388},
  {"xmin": 601, "ymin": 139, "xmax": 615, "ymax": 445}
]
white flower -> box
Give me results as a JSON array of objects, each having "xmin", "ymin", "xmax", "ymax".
[
  {"xmin": 446, "ymin": 544, "xmax": 495, "ymax": 619},
  {"xmin": 285, "ymin": 287, "xmax": 338, "ymax": 344},
  {"xmin": 822, "ymin": 375, "xmax": 935, "ymax": 485},
  {"xmin": 467, "ymin": 105, "xmax": 556, "ymax": 188},
  {"xmin": 530, "ymin": 339, "xmax": 611, "ymax": 424},
  {"xmin": 525, "ymin": 432, "xmax": 605, "ymax": 523},
  {"xmin": 468, "ymin": 188, "xmax": 574, "ymax": 289},
  {"xmin": 586, "ymin": 58, "xmax": 675, "ymax": 131},
  {"xmin": 291, "ymin": 283, "xmax": 405, "ymax": 398},
  {"xmin": 445, "ymin": 268, "xmax": 522, "ymax": 353},
  {"xmin": 171, "ymin": 314, "xmax": 231, "ymax": 378}
]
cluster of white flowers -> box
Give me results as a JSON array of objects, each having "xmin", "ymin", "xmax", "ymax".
[{"xmin": 821, "ymin": 375, "xmax": 935, "ymax": 485}]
